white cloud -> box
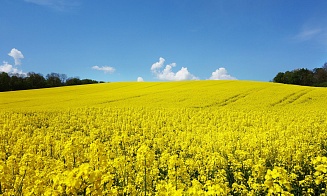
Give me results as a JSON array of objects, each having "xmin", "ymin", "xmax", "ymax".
[
  {"xmin": 92, "ymin": 66, "xmax": 115, "ymax": 74},
  {"xmin": 0, "ymin": 61, "xmax": 24, "ymax": 75},
  {"xmin": 24, "ymin": 0, "xmax": 80, "ymax": 11},
  {"xmin": 151, "ymin": 57, "xmax": 165, "ymax": 71},
  {"xmin": 209, "ymin": 68, "xmax": 236, "ymax": 80},
  {"xmin": 295, "ymin": 28, "xmax": 322, "ymax": 41},
  {"xmin": 25, "ymin": 0, "xmax": 53, "ymax": 6},
  {"xmin": 1, "ymin": 48, "xmax": 26, "ymax": 75},
  {"xmin": 137, "ymin": 77, "xmax": 144, "ymax": 82},
  {"xmin": 293, "ymin": 20, "xmax": 327, "ymax": 45},
  {"xmin": 8, "ymin": 48, "xmax": 24, "ymax": 65},
  {"xmin": 0, "ymin": 61, "xmax": 14, "ymax": 73},
  {"xmin": 151, "ymin": 57, "xmax": 198, "ymax": 81}
]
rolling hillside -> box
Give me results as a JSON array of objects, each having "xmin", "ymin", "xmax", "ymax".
[
  {"xmin": 1, "ymin": 80, "xmax": 326, "ymax": 110},
  {"xmin": 0, "ymin": 81, "xmax": 327, "ymax": 195}
]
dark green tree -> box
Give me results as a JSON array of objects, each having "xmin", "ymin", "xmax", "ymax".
[
  {"xmin": 46, "ymin": 73, "xmax": 62, "ymax": 87},
  {"xmin": 66, "ymin": 77, "xmax": 81, "ymax": 86},
  {"xmin": 294, "ymin": 68, "xmax": 314, "ymax": 86},
  {"xmin": 81, "ymin": 79, "xmax": 98, "ymax": 84},
  {"xmin": 0, "ymin": 71, "xmax": 100, "ymax": 91},
  {"xmin": 282, "ymin": 71, "xmax": 293, "ymax": 84},
  {"xmin": 313, "ymin": 68, "xmax": 327, "ymax": 85},
  {"xmin": 273, "ymin": 72, "xmax": 285, "ymax": 83},
  {"xmin": 273, "ymin": 63, "xmax": 327, "ymax": 87},
  {"xmin": 26, "ymin": 72, "xmax": 47, "ymax": 89},
  {"xmin": 10, "ymin": 74, "xmax": 26, "ymax": 90},
  {"xmin": 0, "ymin": 72, "xmax": 11, "ymax": 91}
]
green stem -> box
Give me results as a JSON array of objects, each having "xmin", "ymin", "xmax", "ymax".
[
  {"xmin": 175, "ymin": 164, "xmax": 178, "ymax": 190},
  {"xmin": 17, "ymin": 170, "xmax": 26, "ymax": 196},
  {"xmin": 144, "ymin": 157, "xmax": 147, "ymax": 196}
]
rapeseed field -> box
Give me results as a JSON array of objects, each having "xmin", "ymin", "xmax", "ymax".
[{"xmin": 0, "ymin": 81, "xmax": 326, "ymax": 195}]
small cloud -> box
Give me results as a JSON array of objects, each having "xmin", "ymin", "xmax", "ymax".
[
  {"xmin": 209, "ymin": 68, "xmax": 236, "ymax": 80},
  {"xmin": 137, "ymin": 77, "xmax": 144, "ymax": 82},
  {"xmin": 151, "ymin": 57, "xmax": 198, "ymax": 81},
  {"xmin": 151, "ymin": 57, "xmax": 165, "ymax": 71},
  {"xmin": 8, "ymin": 48, "xmax": 24, "ymax": 65},
  {"xmin": 24, "ymin": 0, "xmax": 80, "ymax": 11},
  {"xmin": 25, "ymin": 0, "xmax": 54, "ymax": 6},
  {"xmin": 1, "ymin": 48, "xmax": 26, "ymax": 75},
  {"xmin": 0, "ymin": 61, "xmax": 25, "ymax": 75},
  {"xmin": 293, "ymin": 19, "xmax": 327, "ymax": 44},
  {"xmin": 92, "ymin": 66, "xmax": 115, "ymax": 74},
  {"xmin": 295, "ymin": 28, "xmax": 322, "ymax": 41}
]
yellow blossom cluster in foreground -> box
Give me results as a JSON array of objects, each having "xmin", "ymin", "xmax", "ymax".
[{"xmin": 0, "ymin": 81, "xmax": 327, "ymax": 195}]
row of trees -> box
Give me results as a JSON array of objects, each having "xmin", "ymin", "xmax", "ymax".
[
  {"xmin": 0, "ymin": 72, "xmax": 104, "ymax": 92},
  {"xmin": 273, "ymin": 63, "xmax": 327, "ymax": 87}
]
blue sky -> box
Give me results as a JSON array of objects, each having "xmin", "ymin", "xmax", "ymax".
[{"xmin": 1, "ymin": 0, "xmax": 327, "ymax": 82}]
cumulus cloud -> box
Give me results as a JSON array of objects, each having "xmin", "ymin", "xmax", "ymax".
[
  {"xmin": 8, "ymin": 48, "xmax": 24, "ymax": 65},
  {"xmin": 137, "ymin": 77, "xmax": 144, "ymax": 82},
  {"xmin": 0, "ymin": 61, "xmax": 24, "ymax": 75},
  {"xmin": 0, "ymin": 48, "xmax": 25, "ymax": 75},
  {"xmin": 151, "ymin": 57, "xmax": 198, "ymax": 81},
  {"xmin": 209, "ymin": 68, "xmax": 236, "ymax": 80},
  {"xmin": 151, "ymin": 57, "xmax": 165, "ymax": 71},
  {"xmin": 92, "ymin": 66, "xmax": 115, "ymax": 74}
]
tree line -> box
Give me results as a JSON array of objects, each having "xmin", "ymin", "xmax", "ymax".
[
  {"xmin": 273, "ymin": 63, "xmax": 327, "ymax": 87},
  {"xmin": 0, "ymin": 72, "xmax": 104, "ymax": 92}
]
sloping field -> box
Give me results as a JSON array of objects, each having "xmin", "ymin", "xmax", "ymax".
[
  {"xmin": 0, "ymin": 81, "xmax": 327, "ymax": 195},
  {"xmin": 1, "ymin": 80, "xmax": 326, "ymax": 110}
]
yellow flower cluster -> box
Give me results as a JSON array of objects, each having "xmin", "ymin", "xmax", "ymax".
[{"xmin": 0, "ymin": 81, "xmax": 327, "ymax": 195}]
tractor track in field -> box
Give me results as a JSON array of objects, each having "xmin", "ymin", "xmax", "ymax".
[
  {"xmin": 97, "ymin": 90, "xmax": 167, "ymax": 105},
  {"xmin": 270, "ymin": 89, "xmax": 313, "ymax": 106},
  {"xmin": 192, "ymin": 91, "xmax": 251, "ymax": 109},
  {"xmin": 192, "ymin": 87, "xmax": 270, "ymax": 109},
  {"xmin": 98, "ymin": 94, "xmax": 145, "ymax": 104}
]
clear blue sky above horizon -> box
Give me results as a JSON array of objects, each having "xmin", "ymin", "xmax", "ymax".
[{"xmin": 1, "ymin": 0, "xmax": 327, "ymax": 82}]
